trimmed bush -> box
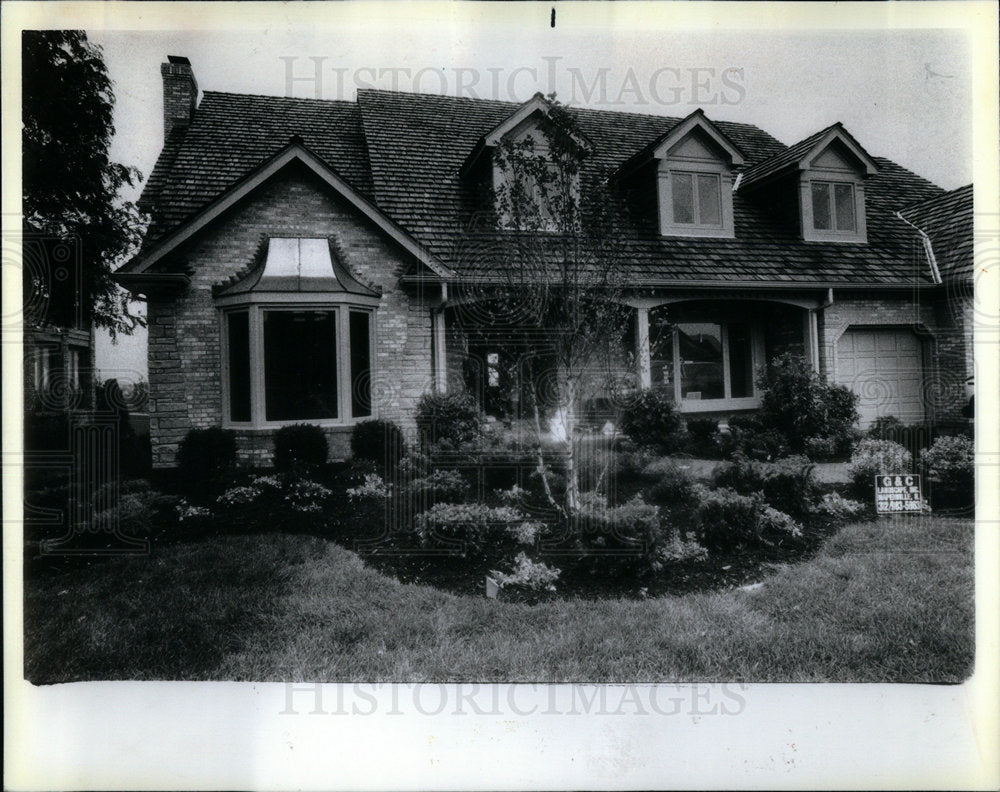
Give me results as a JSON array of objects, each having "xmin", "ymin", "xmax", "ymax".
[
  {"xmin": 921, "ymin": 434, "xmax": 974, "ymax": 508},
  {"xmin": 696, "ymin": 487, "xmax": 764, "ymax": 553},
  {"xmin": 712, "ymin": 454, "xmax": 817, "ymax": 520},
  {"xmin": 620, "ymin": 390, "xmax": 685, "ymax": 454},
  {"xmin": 350, "ymin": 419, "xmax": 406, "ymax": 474},
  {"xmin": 273, "ymin": 423, "xmax": 328, "ymax": 474},
  {"xmin": 849, "ymin": 438, "xmax": 913, "ymax": 503},
  {"xmin": 415, "ymin": 391, "xmax": 484, "ymax": 448},
  {"xmin": 415, "ymin": 502, "xmax": 540, "ymax": 563},
  {"xmin": 216, "ymin": 473, "xmax": 334, "ymax": 533},
  {"xmin": 717, "ymin": 414, "xmax": 790, "ymax": 461},
  {"xmin": 405, "ymin": 468, "xmax": 470, "ymax": 509},
  {"xmin": 643, "ymin": 458, "xmax": 699, "ymax": 514},
  {"xmin": 571, "ymin": 494, "xmax": 676, "ymax": 577},
  {"xmin": 756, "ymin": 353, "xmax": 859, "ymax": 457},
  {"xmin": 177, "ymin": 427, "xmax": 238, "ymax": 503}
]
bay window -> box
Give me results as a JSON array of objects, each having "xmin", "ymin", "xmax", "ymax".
[{"xmin": 222, "ymin": 304, "xmax": 374, "ymax": 427}]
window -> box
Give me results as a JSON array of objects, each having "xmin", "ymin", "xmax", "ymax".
[
  {"xmin": 671, "ymin": 172, "xmax": 722, "ymax": 227},
  {"xmin": 658, "ymin": 163, "xmax": 735, "ymax": 238},
  {"xmin": 223, "ymin": 305, "xmax": 374, "ymax": 427},
  {"xmin": 651, "ymin": 318, "xmax": 760, "ymax": 410},
  {"xmin": 811, "ymin": 181, "xmax": 856, "ymax": 232}
]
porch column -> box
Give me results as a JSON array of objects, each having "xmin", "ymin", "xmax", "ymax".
[
  {"xmin": 636, "ymin": 306, "xmax": 651, "ymax": 389},
  {"xmin": 432, "ymin": 308, "xmax": 448, "ymax": 393},
  {"xmin": 807, "ymin": 309, "xmax": 820, "ymax": 373}
]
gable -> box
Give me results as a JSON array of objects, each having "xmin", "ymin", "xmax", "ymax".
[
  {"xmin": 119, "ymin": 141, "xmax": 450, "ymax": 282},
  {"xmin": 810, "ymin": 139, "xmax": 866, "ymax": 173},
  {"xmin": 667, "ymin": 130, "xmax": 723, "ymax": 162}
]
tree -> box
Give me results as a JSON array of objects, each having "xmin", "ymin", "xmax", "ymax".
[
  {"xmin": 22, "ymin": 30, "xmax": 145, "ymax": 338},
  {"xmin": 452, "ymin": 97, "xmax": 636, "ymax": 513}
]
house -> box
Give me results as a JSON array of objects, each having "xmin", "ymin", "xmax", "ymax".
[
  {"xmin": 897, "ymin": 184, "xmax": 975, "ymax": 424},
  {"xmin": 116, "ymin": 57, "xmax": 972, "ymax": 468}
]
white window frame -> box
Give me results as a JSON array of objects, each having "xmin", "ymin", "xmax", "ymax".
[
  {"xmin": 658, "ymin": 159, "xmax": 736, "ymax": 239},
  {"xmin": 219, "ymin": 297, "xmax": 377, "ymax": 429},
  {"xmin": 669, "ymin": 321, "xmax": 764, "ymax": 413}
]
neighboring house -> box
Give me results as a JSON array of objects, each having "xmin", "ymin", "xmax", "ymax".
[
  {"xmin": 116, "ymin": 57, "xmax": 972, "ymax": 468},
  {"xmin": 23, "ymin": 234, "xmax": 93, "ymax": 416}
]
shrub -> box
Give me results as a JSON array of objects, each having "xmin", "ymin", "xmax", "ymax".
[
  {"xmin": 619, "ymin": 390, "xmax": 685, "ymax": 454},
  {"xmin": 177, "ymin": 427, "xmax": 238, "ymax": 503},
  {"xmin": 415, "ymin": 502, "xmax": 539, "ymax": 563},
  {"xmin": 643, "ymin": 458, "xmax": 699, "ymax": 513},
  {"xmin": 415, "ymin": 391, "xmax": 484, "ymax": 448},
  {"xmin": 655, "ymin": 532, "xmax": 709, "ymax": 564},
  {"xmin": 491, "ymin": 552, "xmax": 561, "ymax": 598},
  {"xmin": 711, "ymin": 454, "xmax": 817, "ymax": 520},
  {"xmin": 215, "ymin": 473, "xmax": 334, "ymax": 533},
  {"xmin": 696, "ymin": 487, "xmax": 764, "ymax": 553},
  {"xmin": 405, "ymin": 469, "xmax": 470, "ymax": 509},
  {"xmin": 756, "ymin": 353, "xmax": 859, "ymax": 456},
  {"xmin": 814, "ymin": 492, "xmax": 867, "ymax": 522},
  {"xmin": 273, "ymin": 424, "xmax": 328, "ymax": 474},
  {"xmin": 849, "ymin": 439, "xmax": 913, "ymax": 503},
  {"xmin": 685, "ymin": 417, "xmax": 721, "ymax": 457},
  {"xmin": 571, "ymin": 494, "xmax": 671, "ymax": 576},
  {"xmin": 350, "ymin": 419, "xmax": 406, "ymax": 474},
  {"xmin": 717, "ymin": 414, "xmax": 790, "ymax": 461},
  {"xmin": 921, "ymin": 434, "xmax": 974, "ymax": 507},
  {"xmin": 758, "ymin": 506, "xmax": 804, "ymax": 545},
  {"xmin": 867, "ymin": 415, "xmax": 905, "ymax": 439}
]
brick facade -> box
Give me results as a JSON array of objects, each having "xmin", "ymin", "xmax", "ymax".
[
  {"xmin": 819, "ymin": 291, "xmax": 969, "ymax": 425},
  {"xmin": 146, "ymin": 166, "xmax": 437, "ymax": 467}
]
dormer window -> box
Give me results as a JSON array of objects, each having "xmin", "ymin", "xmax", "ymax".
[
  {"xmin": 459, "ymin": 93, "xmax": 591, "ymax": 233},
  {"xmin": 739, "ymin": 123, "xmax": 876, "ymax": 244},
  {"xmin": 670, "ymin": 170, "xmax": 723, "ymax": 228},
  {"xmin": 619, "ymin": 109, "xmax": 743, "ymax": 239},
  {"xmin": 810, "ymin": 181, "xmax": 856, "ymax": 233}
]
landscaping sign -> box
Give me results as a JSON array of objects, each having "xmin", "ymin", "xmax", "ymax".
[{"xmin": 874, "ymin": 474, "xmax": 923, "ymax": 514}]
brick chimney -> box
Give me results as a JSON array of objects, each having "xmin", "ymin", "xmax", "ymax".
[{"xmin": 160, "ymin": 56, "xmax": 199, "ymax": 139}]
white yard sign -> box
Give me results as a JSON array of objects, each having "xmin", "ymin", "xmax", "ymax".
[{"xmin": 874, "ymin": 474, "xmax": 924, "ymax": 514}]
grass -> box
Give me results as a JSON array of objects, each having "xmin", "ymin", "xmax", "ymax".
[{"xmin": 23, "ymin": 516, "xmax": 973, "ymax": 683}]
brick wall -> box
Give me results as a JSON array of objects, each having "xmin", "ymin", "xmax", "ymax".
[
  {"xmin": 820, "ymin": 290, "xmax": 968, "ymax": 425},
  {"xmin": 147, "ymin": 166, "xmax": 436, "ymax": 467}
]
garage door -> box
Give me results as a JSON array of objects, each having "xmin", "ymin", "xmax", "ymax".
[{"xmin": 836, "ymin": 328, "xmax": 925, "ymax": 427}]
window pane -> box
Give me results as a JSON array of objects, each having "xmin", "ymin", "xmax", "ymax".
[
  {"xmin": 349, "ymin": 310, "xmax": 372, "ymax": 418},
  {"xmin": 672, "ymin": 172, "xmax": 695, "ymax": 224},
  {"xmin": 264, "ymin": 310, "xmax": 338, "ymax": 421},
  {"xmin": 727, "ymin": 323, "xmax": 754, "ymax": 398},
  {"xmin": 678, "ymin": 322, "xmax": 724, "ymax": 400},
  {"xmin": 811, "ymin": 183, "xmax": 832, "ymax": 230},
  {"xmin": 697, "ymin": 174, "xmax": 721, "ymax": 225},
  {"xmin": 834, "ymin": 183, "xmax": 856, "ymax": 231},
  {"xmin": 227, "ymin": 311, "xmax": 251, "ymax": 422}
]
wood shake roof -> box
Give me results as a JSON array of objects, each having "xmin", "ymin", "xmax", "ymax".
[{"xmin": 131, "ymin": 87, "xmax": 952, "ymax": 287}]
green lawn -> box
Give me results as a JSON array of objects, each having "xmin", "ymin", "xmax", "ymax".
[{"xmin": 23, "ymin": 516, "xmax": 974, "ymax": 683}]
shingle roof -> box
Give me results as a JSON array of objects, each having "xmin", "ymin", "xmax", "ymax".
[
  {"xmin": 899, "ymin": 184, "xmax": 973, "ymax": 283},
  {"xmin": 134, "ymin": 87, "xmax": 948, "ymax": 286}
]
